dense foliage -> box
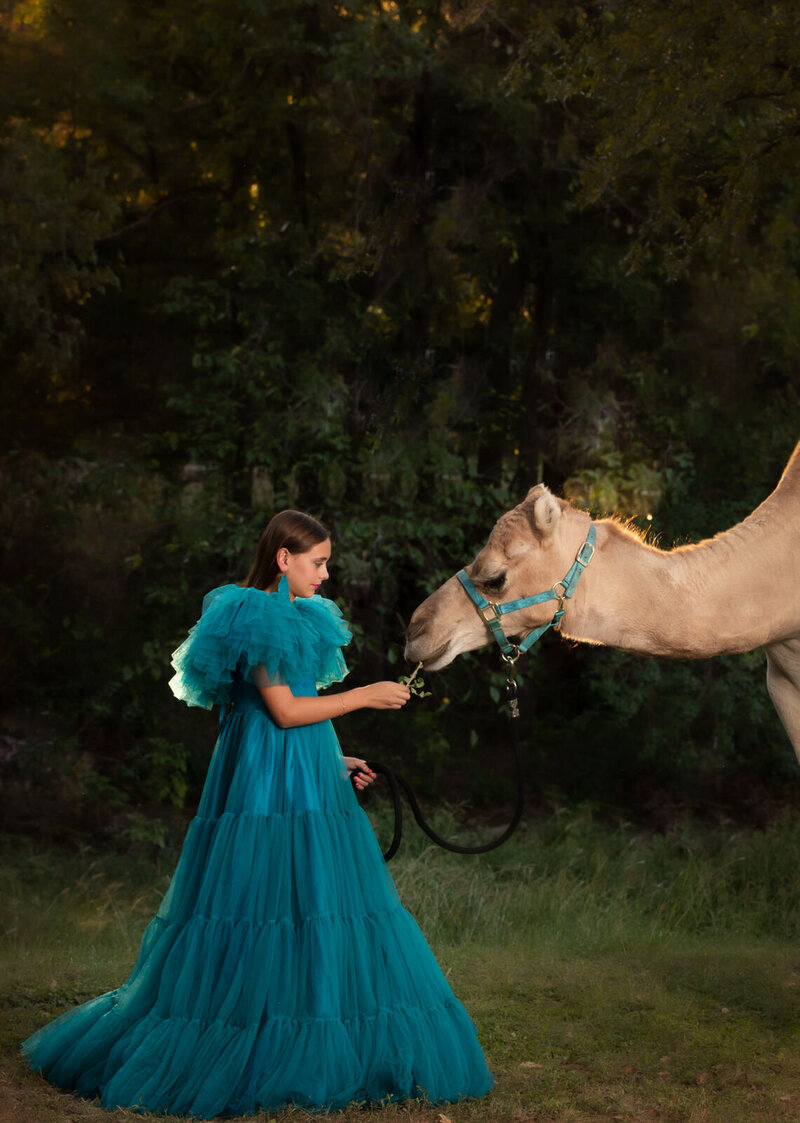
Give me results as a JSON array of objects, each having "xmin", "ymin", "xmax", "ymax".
[{"xmin": 2, "ymin": 0, "xmax": 798, "ymax": 841}]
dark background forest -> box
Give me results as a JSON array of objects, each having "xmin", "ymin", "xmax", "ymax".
[{"xmin": 2, "ymin": 0, "xmax": 799, "ymax": 849}]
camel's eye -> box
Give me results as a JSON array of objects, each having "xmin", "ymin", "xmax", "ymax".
[{"xmin": 482, "ymin": 573, "xmax": 506, "ymax": 593}]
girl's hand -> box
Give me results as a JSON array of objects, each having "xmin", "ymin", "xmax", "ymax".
[
  {"xmin": 344, "ymin": 757, "xmax": 375, "ymax": 791},
  {"xmin": 360, "ymin": 682, "xmax": 411, "ymax": 710}
]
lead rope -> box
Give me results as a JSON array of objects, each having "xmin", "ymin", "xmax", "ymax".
[{"xmin": 360, "ymin": 656, "xmax": 525, "ymax": 863}]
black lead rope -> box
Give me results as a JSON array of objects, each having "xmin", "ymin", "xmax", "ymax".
[{"xmin": 358, "ymin": 669, "xmax": 525, "ymax": 863}]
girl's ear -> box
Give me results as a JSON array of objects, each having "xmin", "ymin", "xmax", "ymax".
[{"xmin": 276, "ymin": 548, "xmax": 290, "ymax": 573}]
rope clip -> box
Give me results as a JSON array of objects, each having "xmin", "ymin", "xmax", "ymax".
[{"xmin": 502, "ymin": 651, "xmax": 521, "ymax": 719}]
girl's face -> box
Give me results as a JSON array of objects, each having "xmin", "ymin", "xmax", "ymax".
[{"xmin": 278, "ymin": 539, "xmax": 331, "ymax": 599}]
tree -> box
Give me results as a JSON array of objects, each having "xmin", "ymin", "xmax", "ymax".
[{"xmin": 2, "ymin": 1, "xmax": 798, "ymax": 835}]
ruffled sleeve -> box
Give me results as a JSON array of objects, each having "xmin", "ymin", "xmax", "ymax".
[
  {"xmin": 168, "ymin": 580, "xmax": 351, "ymax": 709},
  {"xmin": 293, "ymin": 593, "xmax": 352, "ymax": 690}
]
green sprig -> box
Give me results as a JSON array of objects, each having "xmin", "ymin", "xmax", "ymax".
[{"xmin": 399, "ymin": 660, "xmax": 432, "ymax": 698}]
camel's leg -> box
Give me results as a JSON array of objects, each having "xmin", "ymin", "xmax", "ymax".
[{"xmin": 764, "ymin": 637, "xmax": 800, "ymax": 764}]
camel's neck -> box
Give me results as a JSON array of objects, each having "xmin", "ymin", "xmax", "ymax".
[{"xmin": 563, "ymin": 466, "xmax": 800, "ymax": 657}]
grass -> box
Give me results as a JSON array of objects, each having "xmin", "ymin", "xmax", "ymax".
[{"xmin": 1, "ymin": 808, "xmax": 800, "ymax": 1122}]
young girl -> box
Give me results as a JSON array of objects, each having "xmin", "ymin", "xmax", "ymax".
[{"xmin": 23, "ymin": 510, "xmax": 493, "ymax": 1117}]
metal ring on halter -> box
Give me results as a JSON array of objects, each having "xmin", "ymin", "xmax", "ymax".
[{"xmin": 501, "ymin": 645, "xmax": 521, "ymax": 665}]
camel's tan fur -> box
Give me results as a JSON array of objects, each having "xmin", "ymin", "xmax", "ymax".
[{"xmin": 406, "ymin": 443, "xmax": 800, "ymax": 760}]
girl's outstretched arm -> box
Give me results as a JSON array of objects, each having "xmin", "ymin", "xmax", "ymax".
[{"xmin": 256, "ymin": 678, "xmax": 410, "ymax": 729}]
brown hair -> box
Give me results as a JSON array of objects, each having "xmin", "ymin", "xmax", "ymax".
[{"xmin": 244, "ymin": 510, "xmax": 330, "ymax": 590}]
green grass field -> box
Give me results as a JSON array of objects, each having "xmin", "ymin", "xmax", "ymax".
[{"xmin": 2, "ymin": 808, "xmax": 799, "ymax": 1122}]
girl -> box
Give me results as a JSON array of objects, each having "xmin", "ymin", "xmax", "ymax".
[{"xmin": 23, "ymin": 509, "xmax": 493, "ymax": 1117}]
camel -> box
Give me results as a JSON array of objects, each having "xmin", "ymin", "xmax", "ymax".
[{"xmin": 405, "ymin": 443, "xmax": 800, "ymax": 762}]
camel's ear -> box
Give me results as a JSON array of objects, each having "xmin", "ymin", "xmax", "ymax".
[{"xmin": 522, "ymin": 485, "xmax": 561, "ymax": 540}]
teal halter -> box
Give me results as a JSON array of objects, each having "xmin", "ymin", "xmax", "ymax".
[{"xmin": 455, "ymin": 524, "xmax": 596, "ymax": 661}]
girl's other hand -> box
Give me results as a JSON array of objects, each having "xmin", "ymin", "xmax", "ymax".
[
  {"xmin": 344, "ymin": 757, "xmax": 375, "ymax": 791},
  {"xmin": 361, "ymin": 682, "xmax": 411, "ymax": 710}
]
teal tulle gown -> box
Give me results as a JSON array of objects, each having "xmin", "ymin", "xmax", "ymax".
[{"xmin": 22, "ymin": 579, "xmax": 493, "ymax": 1117}]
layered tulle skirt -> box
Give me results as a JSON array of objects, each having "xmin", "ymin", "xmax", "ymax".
[{"xmin": 22, "ymin": 681, "xmax": 493, "ymax": 1117}]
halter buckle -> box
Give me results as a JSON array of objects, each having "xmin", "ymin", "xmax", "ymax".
[
  {"xmin": 478, "ymin": 601, "xmax": 501, "ymax": 623},
  {"xmin": 576, "ymin": 540, "xmax": 595, "ymax": 567}
]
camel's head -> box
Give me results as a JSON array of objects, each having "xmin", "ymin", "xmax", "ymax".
[{"xmin": 405, "ymin": 484, "xmax": 583, "ymax": 670}]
